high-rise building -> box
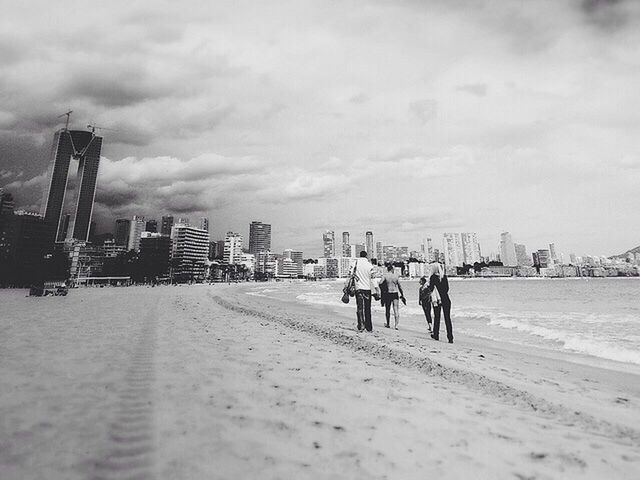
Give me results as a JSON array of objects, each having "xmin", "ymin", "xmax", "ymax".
[
  {"xmin": 342, "ymin": 231, "xmax": 350, "ymax": 257},
  {"xmin": 145, "ymin": 219, "xmax": 157, "ymax": 233},
  {"xmin": 421, "ymin": 238, "xmax": 434, "ymax": 262},
  {"xmin": 0, "ymin": 190, "xmax": 15, "ymax": 215},
  {"xmin": 549, "ymin": 243, "xmax": 558, "ymax": 264},
  {"xmin": 249, "ymin": 221, "xmax": 271, "ymax": 255},
  {"xmin": 171, "ymin": 225, "xmax": 210, "ymax": 281},
  {"xmin": 0, "ymin": 211, "xmax": 50, "ymax": 286},
  {"xmin": 537, "ymin": 249, "xmax": 550, "ymax": 268},
  {"xmin": 139, "ymin": 233, "xmax": 171, "ymax": 279},
  {"xmin": 223, "ymin": 232, "xmax": 243, "ymax": 264},
  {"xmin": 443, "ymin": 233, "xmax": 464, "ymax": 267},
  {"xmin": 127, "ymin": 215, "xmax": 145, "ymax": 252},
  {"xmin": 176, "ymin": 217, "xmax": 190, "ymax": 227},
  {"xmin": 461, "ymin": 233, "xmax": 481, "ymax": 264},
  {"xmin": 499, "ymin": 232, "xmax": 518, "ymax": 266},
  {"xmin": 569, "ymin": 253, "xmax": 577, "ymax": 265},
  {"xmin": 376, "ymin": 241, "xmax": 383, "ymax": 262},
  {"xmin": 114, "ymin": 219, "xmax": 131, "ymax": 246},
  {"xmin": 290, "ymin": 250, "xmax": 303, "ymax": 275},
  {"xmin": 323, "ymin": 230, "xmax": 335, "ymax": 258},
  {"xmin": 161, "ymin": 216, "xmax": 174, "ymax": 236},
  {"xmin": 41, "ymin": 128, "xmax": 102, "ymax": 242},
  {"xmin": 365, "ymin": 231, "xmax": 374, "ymax": 257},
  {"xmin": 514, "ymin": 243, "xmax": 530, "ymax": 266},
  {"xmin": 200, "ymin": 217, "xmax": 209, "ymax": 232}
]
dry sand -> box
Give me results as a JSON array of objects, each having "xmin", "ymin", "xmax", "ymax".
[{"xmin": 1, "ymin": 283, "xmax": 639, "ymax": 479}]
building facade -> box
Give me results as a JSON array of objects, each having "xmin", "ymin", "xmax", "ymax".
[
  {"xmin": 249, "ymin": 221, "xmax": 271, "ymax": 255},
  {"xmin": 443, "ymin": 233, "xmax": 464, "ymax": 267},
  {"xmin": 342, "ymin": 231, "xmax": 350, "ymax": 257},
  {"xmin": 514, "ymin": 243, "xmax": 530, "ymax": 266},
  {"xmin": 223, "ymin": 232, "xmax": 243, "ymax": 265},
  {"xmin": 499, "ymin": 232, "xmax": 518, "ymax": 266},
  {"xmin": 127, "ymin": 215, "xmax": 145, "ymax": 252},
  {"xmin": 161, "ymin": 216, "xmax": 174, "ymax": 236},
  {"xmin": 461, "ymin": 232, "xmax": 481, "ymax": 264},
  {"xmin": 171, "ymin": 226, "xmax": 210, "ymax": 281},
  {"xmin": 323, "ymin": 230, "xmax": 335, "ymax": 258},
  {"xmin": 365, "ymin": 231, "xmax": 374, "ymax": 257},
  {"xmin": 41, "ymin": 129, "xmax": 102, "ymax": 242}
]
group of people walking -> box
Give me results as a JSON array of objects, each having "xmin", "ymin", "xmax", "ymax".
[{"xmin": 345, "ymin": 251, "xmax": 453, "ymax": 343}]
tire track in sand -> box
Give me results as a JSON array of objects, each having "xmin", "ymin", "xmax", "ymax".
[
  {"xmin": 89, "ymin": 307, "xmax": 158, "ymax": 480},
  {"xmin": 209, "ymin": 293, "xmax": 640, "ymax": 447}
]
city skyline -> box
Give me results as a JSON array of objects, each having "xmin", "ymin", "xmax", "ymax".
[{"xmin": 1, "ymin": 1, "xmax": 639, "ymax": 258}]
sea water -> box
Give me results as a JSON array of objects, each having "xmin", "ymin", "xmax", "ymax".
[{"xmin": 246, "ymin": 278, "xmax": 640, "ymax": 367}]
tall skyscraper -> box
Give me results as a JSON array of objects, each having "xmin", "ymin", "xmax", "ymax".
[
  {"xmin": 200, "ymin": 217, "xmax": 209, "ymax": 232},
  {"xmin": 323, "ymin": 230, "xmax": 335, "ymax": 258},
  {"xmin": 41, "ymin": 128, "xmax": 103, "ymax": 242},
  {"xmin": 376, "ymin": 241, "xmax": 383, "ymax": 262},
  {"xmin": 342, "ymin": 231, "xmax": 350, "ymax": 257},
  {"xmin": 461, "ymin": 233, "xmax": 481, "ymax": 264},
  {"xmin": 443, "ymin": 233, "xmax": 464, "ymax": 266},
  {"xmin": 114, "ymin": 219, "xmax": 131, "ymax": 246},
  {"xmin": 549, "ymin": 243, "xmax": 558, "ymax": 264},
  {"xmin": 499, "ymin": 232, "xmax": 518, "ymax": 266},
  {"xmin": 514, "ymin": 243, "xmax": 530, "ymax": 266},
  {"xmin": 249, "ymin": 221, "xmax": 271, "ymax": 255},
  {"xmin": 161, "ymin": 216, "xmax": 174, "ymax": 236},
  {"xmin": 127, "ymin": 215, "xmax": 145, "ymax": 251},
  {"xmin": 421, "ymin": 238, "xmax": 434, "ymax": 262},
  {"xmin": 223, "ymin": 232, "xmax": 243, "ymax": 264},
  {"xmin": 365, "ymin": 231, "xmax": 374, "ymax": 257}
]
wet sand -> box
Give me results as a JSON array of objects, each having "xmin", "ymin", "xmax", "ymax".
[{"xmin": 1, "ymin": 284, "xmax": 639, "ymax": 479}]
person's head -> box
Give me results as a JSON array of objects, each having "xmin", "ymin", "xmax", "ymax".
[
  {"xmin": 359, "ymin": 251, "xmax": 368, "ymax": 258},
  {"xmin": 419, "ymin": 276, "xmax": 427, "ymax": 285},
  {"xmin": 386, "ymin": 264, "xmax": 394, "ymax": 272},
  {"xmin": 371, "ymin": 258, "xmax": 378, "ymax": 265}
]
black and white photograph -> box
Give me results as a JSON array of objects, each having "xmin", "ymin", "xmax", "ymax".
[{"xmin": 1, "ymin": 1, "xmax": 639, "ymax": 478}]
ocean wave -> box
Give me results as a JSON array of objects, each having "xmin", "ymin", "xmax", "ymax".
[{"xmin": 488, "ymin": 317, "xmax": 640, "ymax": 365}]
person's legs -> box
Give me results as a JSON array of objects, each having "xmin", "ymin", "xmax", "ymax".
[
  {"xmin": 392, "ymin": 298, "xmax": 400, "ymax": 328},
  {"xmin": 432, "ymin": 305, "xmax": 441, "ymax": 340},
  {"xmin": 363, "ymin": 291, "xmax": 373, "ymax": 332},
  {"xmin": 442, "ymin": 298, "xmax": 453, "ymax": 343},
  {"xmin": 422, "ymin": 302, "xmax": 432, "ymax": 331},
  {"xmin": 384, "ymin": 298, "xmax": 391, "ymax": 327},
  {"xmin": 355, "ymin": 290, "xmax": 365, "ymax": 331}
]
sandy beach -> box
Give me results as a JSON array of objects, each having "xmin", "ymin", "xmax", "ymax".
[{"xmin": 1, "ymin": 283, "xmax": 639, "ymax": 479}]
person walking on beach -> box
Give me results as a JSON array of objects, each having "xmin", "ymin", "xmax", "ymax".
[
  {"xmin": 380, "ymin": 264, "xmax": 405, "ymax": 329},
  {"xmin": 347, "ymin": 251, "xmax": 376, "ymax": 332},
  {"xmin": 418, "ymin": 276, "xmax": 433, "ymax": 334},
  {"xmin": 429, "ymin": 262, "xmax": 453, "ymax": 343}
]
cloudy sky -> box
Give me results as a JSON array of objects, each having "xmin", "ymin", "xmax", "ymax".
[{"xmin": 1, "ymin": 0, "xmax": 639, "ymax": 257}]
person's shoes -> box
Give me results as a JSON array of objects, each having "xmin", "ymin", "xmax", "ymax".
[
  {"xmin": 394, "ymin": 326, "xmax": 399, "ymax": 330},
  {"xmin": 430, "ymin": 334, "xmax": 438, "ymax": 341},
  {"xmin": 448, "ymin": 339, "xmax": 454, "ymax": 344},
  {"xmin": 385, "ymin": 322, "xmax": 390, "ymax": 328}
]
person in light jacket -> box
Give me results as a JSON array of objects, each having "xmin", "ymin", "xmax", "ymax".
[{"xmin": 345, "ymin": 251, "xmax": 376, "ymax": 332}]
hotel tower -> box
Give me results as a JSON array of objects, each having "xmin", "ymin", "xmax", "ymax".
[{"xmin": 41, "ymin": 128, "xmax": 102, "ymax": 242}]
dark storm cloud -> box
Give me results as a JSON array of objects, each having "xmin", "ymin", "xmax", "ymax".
[
  {"xmin": 580, "ymin": 0, "xmax": 634, "ymax": 30},
  {"xmin": 64, "ymin": 69, "xmax": 171, "ymax": 108}
]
